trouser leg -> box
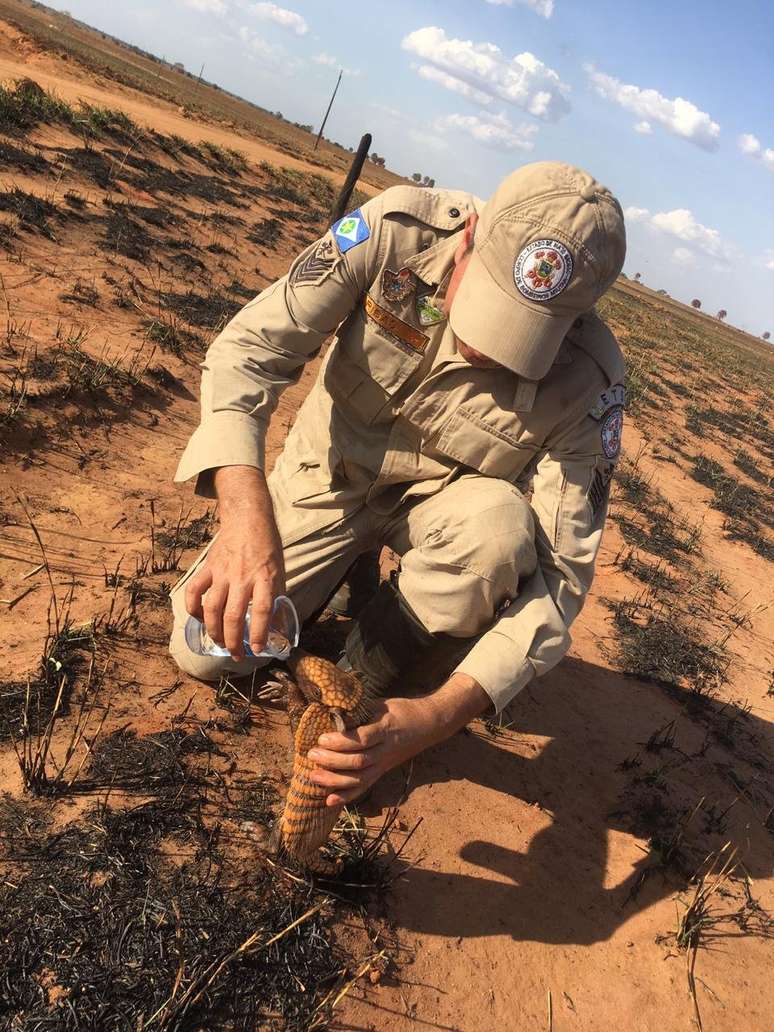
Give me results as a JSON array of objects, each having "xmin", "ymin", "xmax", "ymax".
[
  {"xmin": 343, "ymin": 475, "xmax": 537, "ymax": 696},
  {"xmin": 384, "ymin": 474, "xmax": 537, "ymax": 638}
]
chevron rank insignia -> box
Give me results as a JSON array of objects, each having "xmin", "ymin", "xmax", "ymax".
[
  {"xmin": 588, "ymin": 462, "xmax": 615, "ymax": 517},
  {"xmin": 291, "ymin": 238, "xmax": 339, "ymax": 287}
]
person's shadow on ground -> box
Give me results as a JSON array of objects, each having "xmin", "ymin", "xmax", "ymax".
[{"xmin": 367, "ymin": 656, "xmax": 773, "ymax": 945}]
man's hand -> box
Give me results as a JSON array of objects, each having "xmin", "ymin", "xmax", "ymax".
[
  {"xmin": 306, "ymin": 673, "xmax": 491, "ymax": 807},
  {"xmin": 184, "ymin": 465, "xmax": 285, "ymax": 660}
]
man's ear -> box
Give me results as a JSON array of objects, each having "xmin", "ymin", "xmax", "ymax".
[
  {"xmin": 454, "ymin": 212, "xmax": 479, "ymax": 265},
  {"xmin": 464, "ymin": 212, "xmax": 479, "ymax": 249}
]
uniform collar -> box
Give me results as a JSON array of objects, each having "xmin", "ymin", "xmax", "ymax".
[{"xmin": 403, "ymin": 230, "xmax": 462, "ymax": 288}]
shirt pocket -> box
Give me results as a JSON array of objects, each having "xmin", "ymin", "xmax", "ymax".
[
  {"xmin": 433, "ymin": 407, "xmax": 537, "ymax": 481},
  {"xmin": 325, "ymin": 302, "xmax": 425, "ymax": 424}
]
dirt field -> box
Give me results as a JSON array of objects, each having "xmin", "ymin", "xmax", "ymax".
[{"xmin": 0, "ymin": 10, "xmax": 772, "ymax": 1032}]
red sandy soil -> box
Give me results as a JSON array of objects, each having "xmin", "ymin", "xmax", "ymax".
[{"xmin": 1, "ymin": 24, "xmax": 773, "ymax": 1032}]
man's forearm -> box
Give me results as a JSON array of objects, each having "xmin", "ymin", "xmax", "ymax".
[
  {"xmin": 416, "ymin": 673, "xmax": 492, "ymax": 747},
  {"xmin": 214, "ymin": 465, "xmax": 274, "ymax": 523}
]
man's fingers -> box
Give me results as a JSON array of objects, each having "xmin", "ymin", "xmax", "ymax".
[
  {"xmin": 185, "ymin": 567, "xmax": 212, "ymax": 621},
  {"xmin": 223, "ymin": 586, "xmax": 252, "ymax": 659},
  {"xmin": 249, "ymin": 581, "xmax": 274, "ymax": 654},
  {"xmin": 202, "ymin": 584, "xmax": 228, "ymax": 647},
  {"xmin": 317, "ymin": 725, "xmax": 384, "ymax": 751},
  {"xmin": 306, "ymin": 747, "xmax": 375, "ymax": 771},
  {"xmin": 309, "ymin": 767, "xmax": 364, "ymax": 791},
  {"xmin": 326, "ymin": 789, "xmax": 360, "ymax": 807}
]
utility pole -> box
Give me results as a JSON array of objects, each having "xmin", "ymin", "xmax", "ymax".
[
  {"xmin": 314, "ymin": 69, "xmax": 343, "ymax": 151},
  {"xmin": 197, "ymin": 62, "xmax": 205, "ymax": 87}
]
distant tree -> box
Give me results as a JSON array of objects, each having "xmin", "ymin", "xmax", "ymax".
[
  {"xmin": 691, "ymin": 298, "xmax": 701, "ymax": 309},
  {"xmin": 716, "ymin": 309, "xmax": 727, "ymax": 321},
  {"xmin": 620, "ymin": 271, "xmax": 628, "ymax": 279},
  {"xmin": 427, "ymin": 178, "xmax": 436, "ymax": 187},
  {"xmin": 411, "ymin": 172, "xmax": 422, "ymax": 182},
  {"xmin": 634, "ymin": 272, "xmax": 642, "ymax": 282},
  {"xmin": 764, "ymin": 331, "xmax": 771, "ymax": 341},
  {"xmin": 370, "ymin": 152, "xmax": 380, "ymax": 162}
]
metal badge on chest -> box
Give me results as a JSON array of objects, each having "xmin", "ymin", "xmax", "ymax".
[{"xmin": 382, "ymin": 268, "xmax": 415, "ymax": 303}]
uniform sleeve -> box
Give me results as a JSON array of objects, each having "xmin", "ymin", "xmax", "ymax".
[
  {"xmin": 175, "ymin": 199, "xmax": 384, "ymax": 497},
  {"xmin": 455, "ymin": 402, "xmax": 622, "ymax": 712}
]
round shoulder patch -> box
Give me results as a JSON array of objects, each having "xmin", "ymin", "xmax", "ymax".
[
  {"xmin": 514, "ymin": 238, "xmax": 573, "ymax": 303},
  {"xmin": 601, "ymin": 407, "xmax": 623, "ymax": 459}
]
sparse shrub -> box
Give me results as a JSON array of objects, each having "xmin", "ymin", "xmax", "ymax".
[
  {"xmin": 247, "ymin": 217, "xmax": 281, "ymax": 248},
  {"xmin": 0, "ymin": 188, "xmax": 59, "ymax": 239},
  {"xmin": 608, "ymin": 595, "xmax": 729, "ymax": 695},
  {"xmin": 733, "ymin": 447, "xmax": 769, "ymax": 485}
]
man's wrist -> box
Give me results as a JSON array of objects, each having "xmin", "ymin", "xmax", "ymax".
[
  {"xmin": 214, "ymin": 465, "xmax": 270, "ymax": 517},
  {"xmin": 416, "ymin": 673, "xmax": 491, "ymax": 746}
]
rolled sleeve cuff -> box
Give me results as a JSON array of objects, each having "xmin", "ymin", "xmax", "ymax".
[
  {"xmin": 174, "ymin": 412, "xmax": 267, "ymax": 499},
  {"xmin": 455, "ymin": 633, "xmax": 536, "ymax": 714}
]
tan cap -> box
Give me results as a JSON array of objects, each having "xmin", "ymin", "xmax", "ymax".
[{"xmin": 449, "ymin": 161, "xmax": 626, "ymax": 379}]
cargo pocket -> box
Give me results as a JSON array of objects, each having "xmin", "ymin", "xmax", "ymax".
[
  {"xmin": 433, "ymin": 408, "xmax": 536, "ymax": 482},
  {"xmin": 325, "ymin": 302, "xmax": 425, "ymax": 424}
]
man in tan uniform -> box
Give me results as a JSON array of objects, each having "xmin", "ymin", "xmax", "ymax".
[{"xmin": 169, "ymin": 161, "xmax": 627, "ymax": 808}]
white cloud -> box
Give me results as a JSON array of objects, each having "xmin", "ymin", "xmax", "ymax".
[
  {"xmin": 402, "ymin": 27, "xmax": 571, "ymax": 122},
  {"xmin": 439, "ymin": 111, "xmax": 538, "ymax": 151},
  {"xmin": 237, "ymin": 25, "xmax": 283, "ymax": 62},
  {"xmin": 624, "ymin": 206, "xmax": 650, "ymax": 222},
  {"xmin": 250, "ymin": 1, "xmax": 307, "ymax": 35},
  {"xmin": 585, "ymin": 65, "xmax": 720, "ymax": 151},
  {"xmin": 416, "ymin": 65, "xmax": 493, "ymax": 106},
  {"xmin": 738, "ymin": 132, "xmax": 774, "ymax": 171},
  {"xmin": 313, "ymin": 52, "xmax": 360, "ymax": 76},
  {"xmin": 651, "ymin": 209, "xmax": 725, "ymax": 258},
  {"xmin": 765, "ymin": 251, "xmax": 774, "ymax": 271},
  {"xmin": 182, "ymin": 0, "xmax": 227, "ymax": 12},
  {"xmin": 739, "ymin": 132, "xmax": 761, "ymax": 156},
  {"xmin": 634, "ymin": 120, "xmax": 652, "ymax": 135},
  {"xmin": 483, "ymin": 0, "xmax": 554, "ymax": 18},
  {"xmin": 672, "ymin": 247, "xmax": 695, "ymax": 266},
  {"xmin": 626, "ymin": 205, "xmax": 730, "ymax": 261}
]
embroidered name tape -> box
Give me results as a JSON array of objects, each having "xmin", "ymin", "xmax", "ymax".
[
  {"xmin": 364, "ymin": 294, "xmax": 429, "ymax": 353},
  {"xmin": 332, "ymin": 209, "xmax": 370, "ymax": 254},
  {"xmin": 588, "ymin": 383, "xmax": 627, "ymax": 421}
]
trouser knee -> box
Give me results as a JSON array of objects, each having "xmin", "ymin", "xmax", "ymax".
[{"xmin": 398, "ymin": 482, "xmax": 537, "ymax": 638}]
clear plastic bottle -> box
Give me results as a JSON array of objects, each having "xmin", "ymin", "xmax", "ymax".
[{"xmin": 184, "ymin": 595, "xmax": 299, "ymax": 661}]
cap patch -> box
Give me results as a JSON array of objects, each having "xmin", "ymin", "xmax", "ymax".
[
  {"xmin": 332, "ymin": 209, "xmax": 370, "ymax": 253},
  {"xmin": 514, "ymin": 238, "xmax": 573, "ymax": 303},
  {"xmin": 600, "ymin": 407, "xmax": 623, "ymax": 459}
]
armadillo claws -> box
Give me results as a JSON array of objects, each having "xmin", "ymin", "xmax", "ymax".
[{"xmin": 329, "ymin": 707, "xmax": 346, "ymax": 732}]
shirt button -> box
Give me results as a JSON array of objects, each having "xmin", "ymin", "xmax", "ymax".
[{"xmin": 449, "ymin": 207, "xmax": 461, "ymax": 218}]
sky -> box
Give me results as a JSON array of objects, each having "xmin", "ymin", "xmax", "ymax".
[{"xmin": 46, "ymin": 0, "xmax": 774, "ymax": 335}]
